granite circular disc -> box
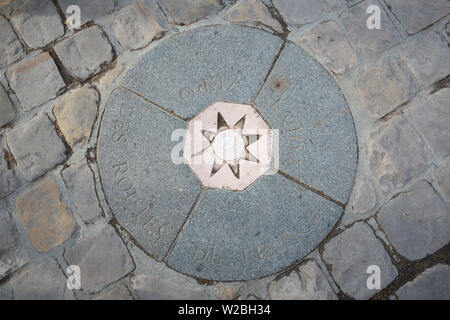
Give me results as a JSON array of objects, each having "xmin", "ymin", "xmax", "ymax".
[{"xmin": 97, "ymin": 25, "xmax": 358, "ymax": 281}]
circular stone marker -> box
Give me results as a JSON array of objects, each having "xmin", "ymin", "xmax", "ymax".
[{"xmin": 97, "ymin": 25, "xmax": 358, "ymax": 281}]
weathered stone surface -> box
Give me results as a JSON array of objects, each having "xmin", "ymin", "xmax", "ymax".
[
  {"xmin": 401, "ymin": 32, "xmax": 450, "ymax": 86},
  {"xmin": 223, "ymin": 0, "xmax": 283, "ymax": 33},
  {"xmin": 64, "ymin": 225, "xmax": 134, "ymax": 294},
  {"xmin": 294, "ymin": 20, "xmax": 359, "ymax": 75},
  {"xmin": 58, "ymin": 0, "xmax": 115, "ymax": 28},
  {"xmin": 255, "ymin": 42, "xmax": 357, "ymax": 203},
  {"xmin": 405, "ymin": 88, "xmax": 450, "ymax": 159},
  {"xmin": 93, "ymin": 282, "xmax": 133, "ymax": 300},
  {"xmin": 11, "ymin": 259, "xmax": 74, "ymax": 300},
  {"xmin": 339, "ymin": 0, "xmax": 401, "ymax": 57},
  {"xmin": 6, "ymin": 53, "xmax": 65, "ymax": 111},
  {"xmin": 268, "ymin": 261, "xmax": 337, "ymax": 300},
  {"xmin": 54, "ymin": 26, "xmax": 114, "ymax": 81},
  {"xmin": 0, "ymin": 149, "xmax": 21, "ymax": 200},
  {"xmin": 356, "ymin": 56, "xmax": 416, "ymax": 118},
  {"xmin": 167, "ymin": 174, "xmax": 343, "ymax": 281},
  {"xmin": 53, "ymin": 87, "xmax": 99, "ymax": 148},
  {"xmin": 368, "ymin": 116, "xmax": 432, "ymax": 192},
  {"xmin": 7, "ymin": 114, "xmax": 67, "ymax": 181},
  {"xmin": 322, "ymin": 222, "xmax": 398, "ymax": 299},
  {"xmin": 396, "ymin": 264, "xmax": 450, "ymax": 300},
  {"xmin": 348, "ymin": 178, "xmax": 376, "ymax": 214},
  {"xmin": 122, "ymin": 24, "xmax": 283, "ymax": 119},
  {"xmin": 11, "ymin": 0, "xmax": 64, "ymax": 48},
  {"xmin": 435, "ymin": 157, "xmax": 450, "ymax": 204},
  {"xmin": 273, "ymin": 0, "xmax": 338, "ymax": 26},
  {"xmin": 162, "ymin": 0, "xmax": 223, "ymax": 25},
  {"xmin": 0, "ymin": 16, "xmax": 22, "ymax": 68},
  {"xmin": 16, "ymin": 176, "xmax": 76, "ymax": 251},
  {"xmin": 62, "ymin": 160, "xmax": 102, "ymax": 223},
  {"xmin": 385, "ymin": 0, "xmax": 450, "ymax": 35},
  {"xmin": 0, "ymin": 202, "xmax": 28, "ymax": 280},
  {"xmin": 0, "ymin": 84, "xmax": 15, "ymax": 128},
  {"xmin": 377, "ymin": 181, "xmax": 450, "ymax": 261},
  {"xmin": 214, "ymin": 283, "xmax": 241, "ymax": 300},
  {"xmin": 109, "ymin": 2, "xmax": 166, "ymax": 50},
  {"xmin": 132, "ymin": 274, "xmax": 208, "ymax": 300},
  {"xmin": 97, "ymin": 88, "xmax": 201, "ymax": 261}
]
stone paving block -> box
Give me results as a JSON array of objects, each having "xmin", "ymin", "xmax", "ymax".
[
  {"xmin": 131, "ymin": 274, "xmax": 208, "ymax": 300},
  {"xmin": 54, "ymin": 26, "xmax": 114, "ymax": 81},
  {"xmin": 0, "ymin": 84, "xmax": 15, "ymax": 128},
  {"xmin": 400, "ymin": 32, "xmax": 450, "ymax": 87},
  {"xmin": 339, "ymin": 0, "xmax": 401, "ymax": 57},
  {"xmin": 0, "ymin": 202, "xmax": 28, "ymax": 280},
  {"xmin": 109, "ymin": 2, "xmax": 166, "ymax": 51},
  {"xmin": 93, "ymin": 281, "xmax": 133, "ymax": 300},
  {"xmin": 405, "ymin": 88, "xmax": 450, "ymax": 159},
  {"xmin": 58, "ymin": 0, "xmax": 116, "ymax": 28},
  {"xmin": 254, "ymin": 42, "xmax": 357, "ymax": 204},
  {"xmin": 434, "ymin": 157, "xmax": 450, "ymax": 204},
  {"xmin": 7, "ymin": 114, "xmax": 67, "ymax": 181},
  {"xmin": 0, "ymin": 149, "xmax": 21, "ymax": 200},
  {"xmin": 368, "ymin": 116, "xmax": 432, "ymax": 192},
  {"xmin": 396, "ymin": 264, "xmax": 450, "ymax": 300},
  {"xmin": 322, "ymin": 222, "xmax": 398, "ymax": 299},
  {"xmin": 11, "ymin": 259, "xmax": 74, "ymax": 300},
  {"xmin": 167, "ymin": 174, "xmax": 343, "ymax": 281},
  {"xmin": 11, "ymin": 0, "xmax": 64, "ymax": 48},
  {"xmin": 6, "ymin": 52, "xmax": 66, "ymax": 111},
  {"xmin": 62, "ymin": 160, "xmax": 102, "ymax": 224},
  {"xmin": 348, "ymin": 178, "xmax": 376, "ymax": 214},
  {"xmin": 223, "ymin": 0, "xmax": 283, "ymax": 33},
  {"xmin": 97, "ymin": 88, "xmax": 201, "ymax": 261},
  {"xmin": 162, "ymin": 0, "xmax": 223, "ymax": 25},
  {"xmin": 16, "ymin": 176, "xmax": 76, "ymax": 252},
  {"xmin": 377, "ymin": 181, "xmax": 450, "ymax": 261},
  {"xmin": 268, "ymin": 261, "xmax": 337, "ymax": 300},
  {"xmin": 356, "ymin": 56, "xmax": 416, "ymax": 118},
  {"xmin": 273, "ymin": 0, "xmax": 339, "ymax": 26},
  {"xmin": 294, "ymin": 21, "xmax": 359, "ymax": 75},
  {"xmin": 385, "ymin": 0, "xmax": 450, "ymax": 35},
  {"xmin": 64, "ymin": 225, "xmax": 135, "ymax": 294},
  {"xmin": 122, "ymin": 24, "xmax": 283, "ymax": 119},
  {"xmin": 0, "ymin": 16, "xmax": 23, "ymax": 68},
  {"xmin": 53, "ymin": 87, "xmax": 99, "ymax": 148}
]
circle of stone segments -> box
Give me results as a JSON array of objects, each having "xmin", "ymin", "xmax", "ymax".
[{"xmin": 97, "ymin": 25, "xmax": 358, "ymax": 281}]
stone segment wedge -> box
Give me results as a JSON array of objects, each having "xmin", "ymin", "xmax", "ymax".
[
  {"xmin": 97, "ymin": 87, "xmax": 201, "ymax": 261},
  {"xmin": 167, "ymin": 174, "xmax": 343, "ymax": 281},
  {"xmin": 254, "ymin": 42, "xmax": 357, "ymax": 204},
  {"xmin": 122, "ymin": 25, "xmax": 284, "ymax": 119}
]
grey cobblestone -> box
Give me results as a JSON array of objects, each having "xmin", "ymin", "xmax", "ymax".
[
  {"xmin": 11, "ymin": 0, "xmax": 64, "ymax": 49},
  {"xmin": 405, "ymin": 88, "xmax": 450, "ymax": 160},
  {"xmin": 6, "ymin": 52, "xmax": 65, "ymax": 111},
  {"xmin": 54, "ymin": 26, "xmax": 114, "ymax": 81},
  {"xmin": 93, "ymin": 281, "xmax": 133, "ymax": 300},
  {"xmin": 396, "ymin": 264, "xmax": 450, "ymax": 300},
  {"xmin": 0, "ymin": 16, "xmax": 23, "ymax": 68},
  {"xmin": 322, "ymin": 222, "xmax": 398, "ymax": 299},
  {"xmin": 368, "ymin": 116, "xmax": 432, "ymax": 193},
  {"xmin": 57, "ymin": 0, "xmax": 116, "ymax": 28},
  {"xmin": 162, "ymin": 0, "xmax": 223, "ymax": 25},
  {"xmin": 0, "ymin": 83, "xmax": 15, "ymax": 128},
  {"xmin": 400, "ymin": 31, "xmax": 450, "ymax": 86},
  {"xmin": 62, "ymin": 160, "xmax": 102, "ymax": 224},
  {"xmin": 10, "ymin": 259, "xmax": 74, "ymax": 300},
  {"xmin": 339, "ymin": 0, "xmax": 401, "ymax": 58},
  {"xmin": 385, "ymin": 0, "xmax": 450, "ymax": 35},
  {"xmin": 7, "ymin": 114, "xmax": 67, "ymax": 181},
  {"xmin": 356, "ymin": 55, "xmax": 416, "ymax": 118},
  {"xmin": 0, "ymin": 148, "xmax": 21, "ymax": 201},
  {"xmin": 377, "ymin": 180, "xmax": 450, "ymax": 261},
  {"xmin": 273, "ymin": 0, "xmax": 339, "ymax": 27},
  {"xmin": 64, "ymin": 225, "xmax": 134, "ymax": 294},
  {"xmin": 434, "ymin": 157, "xmax": 450, "ymax": 204}
]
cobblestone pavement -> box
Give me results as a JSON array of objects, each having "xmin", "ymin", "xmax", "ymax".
[{"xmin": 0, "ymin": 0, "xmax": 449, "ymax": 300}]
